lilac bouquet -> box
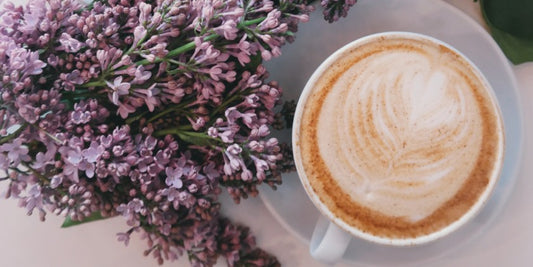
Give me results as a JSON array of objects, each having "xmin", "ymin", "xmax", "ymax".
[{"xmin": 0, "ymin": 0, "xmax": 355, "ymax": 266}]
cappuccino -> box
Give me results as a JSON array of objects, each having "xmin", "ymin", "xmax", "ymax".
[{"xmin": 296, "ymin": 34, "xmax": 504, "ymax": 239}]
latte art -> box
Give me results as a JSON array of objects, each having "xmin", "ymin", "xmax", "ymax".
[
  {"xmin": 298, "ymin": 36, "xmax": 504, "ymax": 239},
  {"xmin": 320, "ymin": 48, "xmax": 481, "ymax": 221}
]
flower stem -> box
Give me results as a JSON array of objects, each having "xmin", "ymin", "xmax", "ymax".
[
  {"xmin": 240, "ymin": 17, "xmax": 265, "ymax": 28},
  {"xmin": 15, "ymin": 163, "xmax": 68, "ymax": 195},
  {"xmin": 29, "ymin": 124, "xmax": 64, "ymax": 145},
  {"xmin": 134, "ymin": 34, "xmax": 219, "ymax": 66},
  {"xmin": 154, "ymin": 128, "xmax": 220, "ymax": 147},
  {"xmin": 22, "ymin": 164, "xmax": 50, "ymax": 185},
  {"xmin": 0, "ymin": 123, "xmax": 28, "ymax": 145},
  {"xmin": 125, "ymin": 111, "xmax": 149, "ymax": 125},
  {"xmin": 81, "ymin": 80, "xmax": 106, "ymax": 88},
  {"xmin": 147, "ymin": 106, "xmax": 181, "ymax": 123},
  {"xmin": 153, "ymin": 125, "xmax": 192, "ymax": 136},
  {"xmin": 209, "ymin": 89, "xmax": 252, "ymax": 119},
  {"xmin": 0, "ymin": 105, "xmax": 61, "ymax": 144}
]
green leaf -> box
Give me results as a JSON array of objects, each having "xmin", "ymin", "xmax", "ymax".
[
  {"xmin": 61, "ymin": 212, "xmax": 108, "ymax": 228},
  {"xmin": 481, "ymin": 0, "xmax": 533, "ymax": 64},
  {"xmin": 484, "ymin": 26, "xmax": 533, "ymax": 64}
]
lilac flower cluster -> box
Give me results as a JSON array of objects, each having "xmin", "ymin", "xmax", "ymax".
[
  {"xmin": 0, "ymin": 0, "xmax": 357, "ymax": 266},
  {"xmin": 321, "ymin": 0, "xmax": 358, "ymax": 22}
]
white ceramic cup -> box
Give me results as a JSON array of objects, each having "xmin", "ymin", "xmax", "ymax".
[{"xmin": 292, "ymin": 32, "xmax": 505, "ymax": 264}]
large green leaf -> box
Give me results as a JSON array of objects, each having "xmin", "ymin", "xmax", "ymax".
[{"xmin": 481, "ymin": 0, "xmax": 533, "ymax": 64}]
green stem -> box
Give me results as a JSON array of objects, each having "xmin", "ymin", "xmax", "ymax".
[
  {"xmin": 22, "ymin": 164, "xmax": 50, "ymax": 185},
  {"xmin": 27, "ymin": 123, "xmax": 63, "ymax": 145},
  {"xmin": 135, "ymin": 33, "xmax": 220, "ymax": 66},
  {"xmin": 209, "ymin": 89, "xmax": 251, "ymax": 118},
  {"xmin": 240, "ymin": 17, "xmax": 266, "ymax": 28},
  {"xmin": 9, "ymin": 167, "xmax": 29, "ymax": 176},
  {"xmin": 125, "ymin": 111, "xmax": 149, "ymax": 125},
  {"xmin": 0, "ymin": 123, "xmax": 28, "ymax": 145},
  {"xmin": 0, "ymin": 106, "xmax": 61, "ymax": 144},
  {"xmin": 125, "ymin": 36, "xmax": 147, "ymax": 57},
  {"xmin": 64, "ymin": 88, "xmax": 92, "ymax": 95},
  {"xmin": 146, "ymin": 99, "xmax": 195, "ymax": 123},
  {"xmin": 155, "ymin": 128, "xmax": 220, "ymax": 146},
  {"xmin": 147, "ymin": 106, "xmax": 188, "ymax": 123},
  {"xmin": 167, "ymin": 58, "xmax": 188, "ymax": 67},
  {"xmin": 154, "ymin": 128, "xmax": 181, "ymax": 136},
  {"xmin": 81, "ymin": 80, "xmax": 106, "ymax": 88},
  {"xmin": 147, "ymin": 108, "xmax": 176, "ymax": 123},
  {"xmin": 64, "ymin": 92, "xmax": 105, "ymax": 101},
  {"xmin": 15, "ymin": 164, "xmax": 67, "ymax": 196},
  {"xmin": 153, "ymin": 126, "xmax": 192, "ymax": 137}
]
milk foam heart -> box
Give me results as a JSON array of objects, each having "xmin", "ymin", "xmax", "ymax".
[{"xmin": 298, "ymin": 36, "xmax": 504, "ymax": 239}]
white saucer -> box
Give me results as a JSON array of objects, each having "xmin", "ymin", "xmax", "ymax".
[{"xmin": 260, "ymin": 0, "xmax": 524, "ymax": 265}]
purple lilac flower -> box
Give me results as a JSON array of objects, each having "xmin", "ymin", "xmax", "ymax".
[
  {"xmin": 106, "ymin": 76, "xmax": 131, "ymax": 106},
  {"xmin": 82, "ymin": 141, "xmax": 105, "ymax": 163},
  {"xmin": 321, "ymin": 0, "xmax": 358, "ymax": 22},
  {"xmin": 165, "ymin": 167, "xmax": 184, "ymax": 189},
  {"xmin": 0, "ymin": 139, "xmax": 30, "ymax": 165},
  {"xmin": 117, "ymin": 232, "xmax": 131, "ymax": 246},
  {"xmin": 0, "ymin": 0, "xmax": 332, "ymax": 265},
  {"xmin": 58, "ymin": 32, "xmax": 85, "ymax": 53}
]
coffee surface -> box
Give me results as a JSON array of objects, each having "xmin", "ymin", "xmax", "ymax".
[{"xmin": 298, "ymin": 36, "xmax": 503, "ymax": 238}]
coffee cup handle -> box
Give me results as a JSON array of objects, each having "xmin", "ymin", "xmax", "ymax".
[{"xmin": 310, "ymin": 215, "xmax": 352, "ymax": 264}]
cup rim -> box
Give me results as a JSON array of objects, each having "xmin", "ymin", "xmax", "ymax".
[{"xmin": 291, "ymin": 31, "xmax": 506, "ymax": 246}]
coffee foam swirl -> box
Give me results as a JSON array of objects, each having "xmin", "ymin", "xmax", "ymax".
[
  {"xmin": 319, "ymin": 48, "xmax": 482, "ymax": 221},
  {"xmin": 299, "ymin": 36, "xmax": 503, "ymax": 238}
]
